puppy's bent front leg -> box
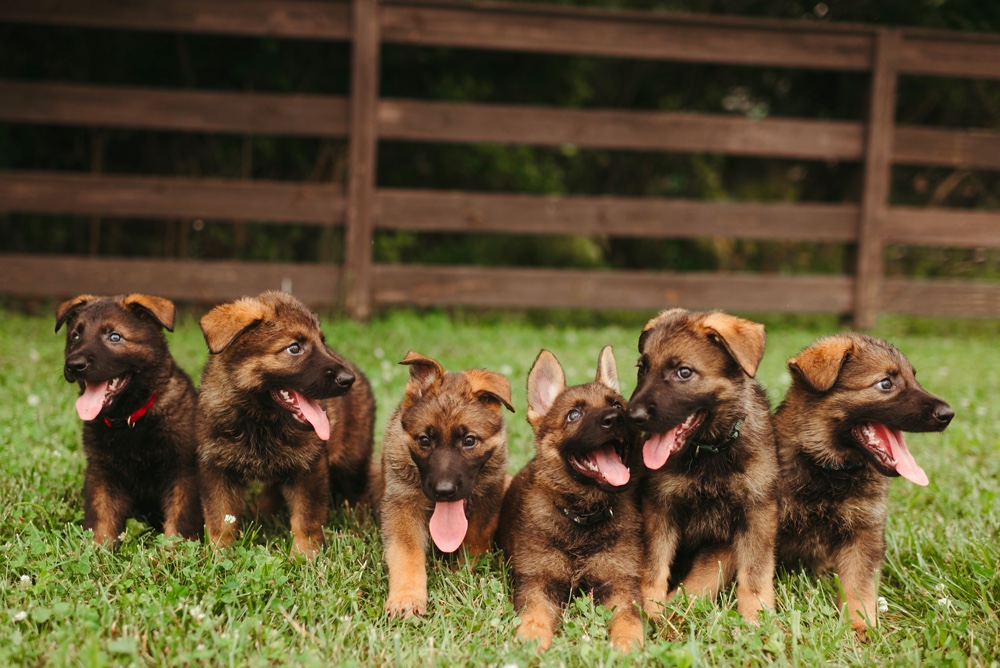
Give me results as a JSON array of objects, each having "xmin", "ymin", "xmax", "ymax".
[
  {"xmin": 733, "ymin": 505, "xmax": 777, "ymax": 623},
  {"xmin": 514, "ymin": 578, "xmax": 566, "ymax": 652},
  {"xmin": 84, "ymin": 467, "xmax": 130, "ymax": 545},
  {"xmin": 382, "ymin": 500, "xmax": 430, "ymax": 617},
  {"xmin": 283, "ymin": 464, "xmax": 330, "ymax": 559},
  {"xmin": 641, "ymin": 510, "xmax": 680, "ymax": 617},
  {"xmin": 199, "ymin": 464, "xmax": 244, "ymax": 548},
  {"xmin": 834, "ymin": 537, "xmax": 883, "ymax": 640}
]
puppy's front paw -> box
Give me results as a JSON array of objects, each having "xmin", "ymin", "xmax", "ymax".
[
  {"xmin": 851, "ymin": 618, "xmax": 870, "ymax": 642},
  {"xmin": 517, "ymin": 616, "xmax": 554, "ymax": 651},
  {"xmin": 609, "ymin": 614, "xmax": 644, "ymax": 653},
  {"xmin": 385, "ymin": 592, "xmax": 427, "ymax": 618}
]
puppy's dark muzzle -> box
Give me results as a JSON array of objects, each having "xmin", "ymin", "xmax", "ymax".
[
  {"xmin": 931, "ymin": 402, "xmax": 954, "ymax": 430},
  {"xmin": 327, "ymin": 366, "xmax": 355, "ymax": 390},
  {"xmin": 627, "ymin": 403, "xmax": 653, "ymax": 426},
  {"xmin": 64, "ymin": 354, "xmax": 91, "ymax": 382}
]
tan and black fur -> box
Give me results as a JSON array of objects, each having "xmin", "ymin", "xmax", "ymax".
[
  {"xmin": 197, "ymin": 291, "xmax": 374, "ymax": 558},
  {"xmin": 498, "ymin": 346, "xmax": 644, "ymax": 653},
  {"xmin": 627, "ymin": 309, "xmax": 778, "ymax": 622},
  {"xmin": 56, "ymin": 293, "xmax": 201, "ymax": 544},
  {"xmin": 373, "ymin": 352, "xmax": 513, "ymax": 617},
  {"xmin": 775, "ymin": 333, "xmax": 953, "ymax": 637}
]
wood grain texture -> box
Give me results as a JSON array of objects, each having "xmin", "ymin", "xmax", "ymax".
[
  {"xmin": 0, "ymin": 0, "xmax": 351, "ymax": 39},
  {"xmin": 0, "ymin": 254, "xmax": 342, "ymax": 305},
  {"xmin": 378, "ymin": 99, "xmax": 865, "ymax": 160},
  {"xmin": 894, "ymin": 125, "xmax": 1000, "ymax": 170},
  {"xmin": 0, "ymin": 171, "xmax": 346, "ymax": 224},
  {"xmin": 0, "ymin": 81, "xmax": 349, "ymax": 137},
  {"xmin": 343, "ymin": 0, "xmax": 381, "ymax": 319},
  {"xmin": 372, "ymin": 264, "xmax": 853, "ymax": 313},
  {"xmin": 380, "ymin": 2, "xmax": 873, "ymax": 70},
  {"xmin": 376, "ymin": 189, "xmax": 859, "ymax": 241},
  {"xmin": 853, "ymin": 29, "xmax": 900, "ymax": 330},
  {"xmin": 884, "ymin": 208, "xmax": 1000, "ymax": 248},
  {"xmin": 896, "ymin": 34, "xmax": 1000, "ymax": 80},
  {"xmin": 881, "ymin": 278, "xmax": 1000, "ymax": 319}
]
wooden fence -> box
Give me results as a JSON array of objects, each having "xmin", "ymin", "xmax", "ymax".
[{"xmin": 1, "ymin": 0, "xmax": 999, "ymax": 326}]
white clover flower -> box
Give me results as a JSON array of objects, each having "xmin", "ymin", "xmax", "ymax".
[
  {"xmin": 502, "ymin": 664, "xmax": 519, "ymax": 668},
  {"xmin": 373, "ymin": 347, "xmax": 385, "ymax": 359},
  {"xmin": 976, "ymin": 406, "xmax": 987, "ymax": 417},
  {"xmin": 13, "ymin": 611, "xmax": 27, "ymax": 622},
  {"xmin": 934, "ymin": 583, "xmax": 947, "ymax": 593},
  {"xmin": 581, "ymin": 633, "xmax": 591, "ymax": 642},
  {"xmin": 189, "ymin": 605, "xmax": 206, "ymax": 622},
  {"xmin": 500, "ymin": 364, "xmax": 514, "ymax": 376},
  {"xmin": 877, "ymin": 597, "xmax": 888, "ymax": 613},
  {"xmin": 26, "ymin": 394, "xmax": 40, "ymax": 407},
  {"xmin": 937, "ymin": 597, "xmax": 950, "ymax": 607},
  {"xmin": 18, "ymin": 575, "xmax": 31, "ymax": 588},
  {"xmin": 224, "ymin": 514, "xmax": 237, "ymax": 525},
  {"xmin": 29, "ymin": 349, "xmax": 40, "ymax": 363},
  {"xmin": 118, "ymin": 531, "xmax": 127, "ymax": 541}
]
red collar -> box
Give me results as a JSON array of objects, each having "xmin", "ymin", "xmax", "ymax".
[{"xmin": 103, "ymin": 393, "xmax": 158, "ymax": 429}]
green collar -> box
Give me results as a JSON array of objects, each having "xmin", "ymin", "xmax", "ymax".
[{"xmin": 690, "ymin": 418, "xmax": 743, "ymax": 458}]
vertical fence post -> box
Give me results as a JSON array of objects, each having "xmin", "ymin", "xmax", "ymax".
[
  {"xmin": 344, "ymin": 0, "xmax": 380, "ymax": 319},
  {"xmin": 854, "ymin": 28, "xmax": 900, "ymax": 329}
]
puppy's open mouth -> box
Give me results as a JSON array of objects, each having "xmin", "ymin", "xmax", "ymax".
[
  {"xmin": 271, "ymin": 387, "xmax": 331, "ymax": 441},
  {"xmin": 642, "ymin": 411, "xmax": 705, "ymax": 470},
  {"xmin": 569, "ymin": 439, "xmax": 631, "ymax": 487},
  {"xmin": 851, "ymin": 421, "xmax": 928, "ymax": 486},
  {"xmin": 75, "ymin": 374, "xmax": 131, "ymax": 421}
]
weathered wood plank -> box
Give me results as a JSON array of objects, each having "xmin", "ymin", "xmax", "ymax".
[
  {"xmin": 894, "ymin": 125, "xmax": 1000, "ymax": 170},
  {"xmin": 381, "ymin": 2, "xmax": 873, "ymax": 70},
  {"xmin": 376, "ymin": 189, "xmax": 860, "ymax": 241},
  {"xmin": 881, "ymin": 278, "xmax": 1000, "ymax": 319},
  {"xmin": 897, "ymin": 34, "xmax": 1000, "ymax": 80},
  {"xmin": 378, "ymin": 99, "xmax": 864, "ymax": 160},
  {"xmin": 373, "ymin": 264, "xmax": 853, "ymax": 313},
  {"xmin": 343, "ymin": 0, "xmax": 381, "ymax": 319},
  {"xmin": 884, "ymin": 208, "xmax": 1000, "ymax": 248},
  {"xmin": 854, "ymin": 29, "xmax": 900, "ymax": 330},
  {"xmin": 0, "ymin": 171, "xmax": 346, "ymax": 223},
  {"xmin": 0, "ymin": 81, "xmax": 349, "ymax": 137},
  {"xmin": 0, "ymin": 254, "xmax": 342, "ymax": 305},
  {"xmin": 0, "ymin": 0, "xmax": 351, "ymax": 40}
]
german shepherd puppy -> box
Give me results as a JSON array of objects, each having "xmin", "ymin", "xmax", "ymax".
[
  {"xmin": 56, "ymin": 293, "xmax": 201, "ymax": 544},
  {"xmin": 627, "ymin": 309, "xmax": 778, "ymax": 622},
  {"xmin": 775, "ymin": 333, "xmax": 953, "ymax": 637},
  {"xmin": 374, "ymin": 352, "xmax": 513, "ymax": 617},
  {"xmin": 197, "ymin": 291, "xmax": 374, "ymax": 558},
  {"xmin": 498, "ymin": 346, "xmax": 644, "ymax": 653}
]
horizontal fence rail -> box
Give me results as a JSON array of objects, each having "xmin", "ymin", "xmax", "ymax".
[{"xmin": 0, "ymin": 0, "xmax": 998, "ymax": 324}]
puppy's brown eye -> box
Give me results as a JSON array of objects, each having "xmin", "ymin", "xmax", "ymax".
[
  {"xmin": 612, "ymin": 400, "xmax": 623, "ymax": 410},
  {"xmin": 567, "ymin": 408, "xmax": 582, "ymax": 423},
  {"xmin": 462, "ymin": 435, "xmax": 478, "ymax": 448},
  {"xmin": 418, "ymin": 435, "xmax": 431, "ymax": 448},
  {"xmin": 636, "ymin": 359, "xmax": 647, "ymax": 376},
  {"xmin": 876, "ymin": 378, "xmax": 893, "ymax": 391},
  {"xmin": 286, "ymin": 343, "xmax": 303, "ymax": 356},
  {"xmin": 676, "ymin": 367, "xmax": 694, "ymax": 380},
  {"xmin": 108, "ymin": 332, "xmax": 122, "ymax": 343}
]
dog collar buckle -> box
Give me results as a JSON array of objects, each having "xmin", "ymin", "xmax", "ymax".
[
  {"xmin": 103, "ymin": 393, "xmax": 158, "ymax": 429},
  {"xmin": 558, "ymin": 503, "xmax": 613, "ymax": 527}
]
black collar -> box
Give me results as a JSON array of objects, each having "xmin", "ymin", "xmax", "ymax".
[
  {"xmin": 556, "ymin": 502, "xmax": 614, "ymax": 527},
  {"xmin": 690, "ymin": 418, "xmax": 743, "ymax": 458}
]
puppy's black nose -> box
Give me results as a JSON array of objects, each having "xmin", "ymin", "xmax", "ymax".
[
  {"xmin": 66, "ymin": 357, "xmax": 89, "ymax": 373},
  {"xmin": 933, "ymin": 404, "xmax": 954, "ymax": 426},
  {"xmin": 628, "ymin": 404, "xmax": 652, "ymax": 425},
  {"xmin": 433, "ymin": 480, "xmax": 457, "ymax": 500},
  {"xmin": 333, "ymin": 369, "xmax": 355, "ymax": 389},
  {"xmin": 601, "ymin": 410, "xmax": 623, "ymax": 429}
]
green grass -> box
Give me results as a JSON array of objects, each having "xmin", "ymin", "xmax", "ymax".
[{"xmin": 1, "ymin": 306, "xmax": 998, "ymax": 666}]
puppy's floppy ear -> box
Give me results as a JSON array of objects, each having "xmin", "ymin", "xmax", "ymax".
[
  {"xmin": 399, "ymin": 351, "xmax": 445, "ymax": 399},
  {"xmin": 55, "ymin": 294, "xmax": 95, "ymax": 332},
  {"xmin": 595, "ymin": 345, "xmax": 619, "ymax": 393},
  {"xmin": 467, "ymin": 369, "xmax": 515, "ymax": 414},
  {"xmin": 700, "ymin": 311, "xmax": 766, "ymax": 378},
  {"xmin": 639, "ymin": 308, "xmax": 687, "ymax": 352},
  {"xmin": 121, "ymin": 293, "xmax": 176, "ymax": 331},
  {"xmin": 200, "ymin": 297, "xmax": 269, "ymax": 354},
  {"xmin": 788, "ymin": 335, "xmax": 854, "ymax": 392},
  {"xmin": 527, "ymin": 350, "xmax": 565, "ymax": 423}
]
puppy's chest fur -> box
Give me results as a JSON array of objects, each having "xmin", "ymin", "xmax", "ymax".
[{"xmin": 202, "ymin": 406, "xmax": 324, "ymax": 481}]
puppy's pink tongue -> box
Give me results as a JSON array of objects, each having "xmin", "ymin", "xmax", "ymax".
[
  {"xmin": 593, "ymin": 445, "xmax": 630, "ymax": 486},
  {"xmin": 76, "ymin": 381, "xmax": 109, "ymax": 421},
  {"xmin": 290, "ymin": 390, "xmax": 331, "ymax": 441},
  {"xmin": 643, "ymin": 428, "xmax": 678, "ymax": 470},
  {"xmin": 429, "ymin": 500, "xmax": 467, "ymax": 553},
  {"xmin": 872, "ymin": 422, "xmax": 929, "ymax": 486}
]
